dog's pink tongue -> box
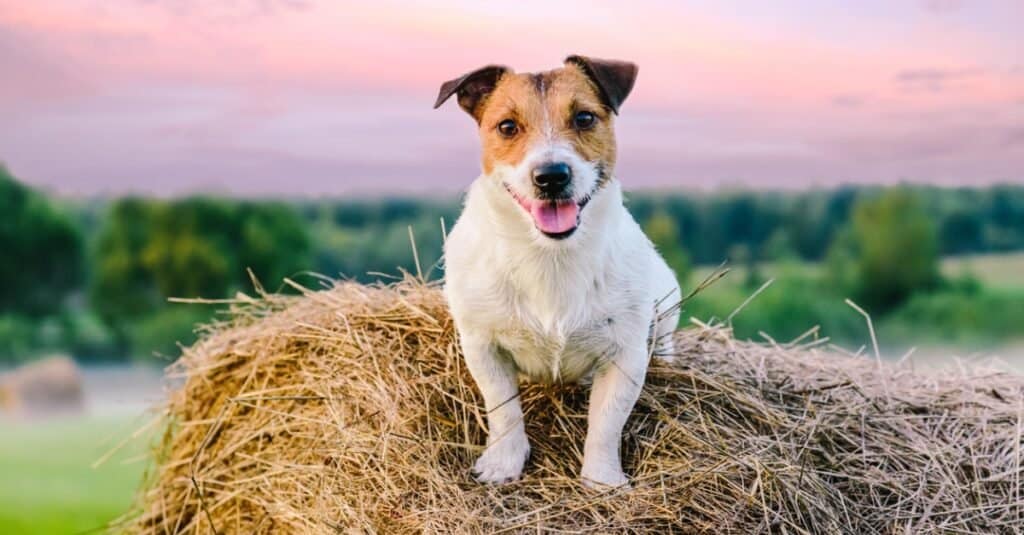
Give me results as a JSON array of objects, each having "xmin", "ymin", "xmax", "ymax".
[{"xmin": 530, "ymin": 201, "xmax": 579, "ymax": 234}]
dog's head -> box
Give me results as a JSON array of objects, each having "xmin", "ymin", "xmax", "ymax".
[{"xmin": 434, "ymin": 55, "xmax": 637, "ymax": 240}]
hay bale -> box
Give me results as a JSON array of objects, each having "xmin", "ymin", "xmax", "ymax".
[
  {"xmin": 123, "ymin": 279, "xmax": 1024, "ymax": 534},
  {"xmin": 0, "ymin": 355, "xmax": 84, "ymax": 415}
]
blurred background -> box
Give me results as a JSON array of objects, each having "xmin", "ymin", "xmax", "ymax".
[{"xmin": 1, "ymin": 0, "xmax": 1023, "ymax": 532}]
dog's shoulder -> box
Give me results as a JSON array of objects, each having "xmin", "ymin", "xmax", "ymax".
[{"xmin": 443, "ymin": 183, "xmax": 487, "ymax": 264}]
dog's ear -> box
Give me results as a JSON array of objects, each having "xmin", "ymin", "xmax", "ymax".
[
  {"xmin": 564, "ymin": 55, "xmax": 638, "ymax": 114},
  {"xmin": 433, "ymin": 65, "xmax": 510, "ymax": 121}
]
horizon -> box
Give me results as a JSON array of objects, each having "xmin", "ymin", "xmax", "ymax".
[
  {"xmin": 2, "ymin": 0, "xmax": 1022, "ymax": 196},
  {"xmin": 14, "ymin": 171, "xmax": 1024, "ymax": 202}
]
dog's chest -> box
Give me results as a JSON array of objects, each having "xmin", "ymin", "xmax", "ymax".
[
  {"xmin": 485, "ymin": 275, "xmax": 628, "ymax": 384},
  {"xmin": 494, "ymin": 316, "xmax": 619, "ymax": 383}
]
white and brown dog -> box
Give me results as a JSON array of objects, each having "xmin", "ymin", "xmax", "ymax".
[{"xmin": 435, "ymin": 56, "xmax": 680, "ymax": 488}]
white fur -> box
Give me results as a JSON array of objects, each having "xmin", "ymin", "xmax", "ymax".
[{"xmin": 444, "ymin": 161, "xmax": 680, "ymax": 487}]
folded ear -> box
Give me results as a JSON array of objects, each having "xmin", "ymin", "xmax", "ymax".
[
  {"xmin": 564, "ymin": 55, "xmax": 638, "ymax": 114},
  {"xmin": 433, "ymin": 65, "xmax": 510, "ymax": 121}
]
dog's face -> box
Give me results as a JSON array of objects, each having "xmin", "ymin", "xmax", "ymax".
[{"xmin": 435, "ymin": 56, "xmax": 638, "ymax": 240}]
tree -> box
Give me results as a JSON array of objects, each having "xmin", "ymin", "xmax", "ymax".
[
  {"xmin": 940, "ymin": 210, "xmax": 983, "ymax": 255},
  {"xmin": 644, "ymin": 210, "xmax": 691, "ymax": 287},
  {"xmin": 238, "ymin": 202, "xmax": 312, "ymax": 287},
  {"xmin": 141, "ymin": 198, "xmax": 237, "ymax": 299},
  {"xmin": 828, "ymin": 189, "xmax": 941, "ymax": 312},
  {"xmin": 90, "ymin": 197, "xmax": 312, "ymax": 355},
  {"xmin": 0, "ymin": 167, "xmax": 84, "ymax": 315},
  {"xmin": 91, "ymin": 199, "xmax": 161, "ymax": 326}
]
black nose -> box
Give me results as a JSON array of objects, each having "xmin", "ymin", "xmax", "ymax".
[{"xmin": 532, "ymin": 162, "xmax": 572, "ymax": 193}]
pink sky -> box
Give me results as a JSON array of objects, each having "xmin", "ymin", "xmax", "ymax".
[{"xmin": 1, "ymin": 0, "xmax": 1022, "ymax": 196}]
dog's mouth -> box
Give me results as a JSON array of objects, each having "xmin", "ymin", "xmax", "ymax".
[{"xmin": 503, "ymin": 183, "xmax": 593, "ymax": 240}]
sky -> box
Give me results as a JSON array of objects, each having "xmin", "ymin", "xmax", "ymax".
[{"xmin": 1, "ymin": 0, "xmax": 1022, "ymax": 197}]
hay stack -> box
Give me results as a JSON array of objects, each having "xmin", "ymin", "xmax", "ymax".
[
  {"xmin": 123, "ymin": 279, "xmax": 1024, "ymax": 534},
  {"xmin": 0, "ymin": 355, "xmax": 84, "ymax": 415}
]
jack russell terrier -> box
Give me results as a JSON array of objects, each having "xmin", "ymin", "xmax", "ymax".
[{"xmin": 435, "ymin": 55, "xmax": 680, "ymax": 488}]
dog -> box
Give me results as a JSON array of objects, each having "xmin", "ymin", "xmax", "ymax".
[{"xmin": 434, "ymin": 55, "xmax": 680, "ymax": 488}]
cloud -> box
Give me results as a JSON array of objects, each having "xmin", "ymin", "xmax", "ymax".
[
  {"xmin": 894, "ymin": 68, "xmax": 983, "ymax": 92},
  {"xmin": 831, "ymin": 94, "xmax": 866, "ymax": 109},
  {"xmin": 817, "ymin": 119, "xmax": 1023, "ymax": 162},
  {"xmin": 135, "ymin": 0, "xmax": 311, "ymax": 22},
  {"xmin": 922, "ymin": 0, "xmax": 963, "ymax": 14},
  {"xmin": 1005, "ymin": 127, "xmax": 1024, "ymax": 148},
  {"xmin": 0, "ymin": 23, "xmax": 95, "ymax": 106}
]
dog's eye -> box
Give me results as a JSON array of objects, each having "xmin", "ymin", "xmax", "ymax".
[
  {"xmin": 573, "ymin": 110, "xmax": 596, "ymax": 130},
  {"xmin": 497, "ymin": 119, "xmax": 518, "ymax": 138}
]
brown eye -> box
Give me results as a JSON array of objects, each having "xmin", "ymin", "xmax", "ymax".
[
  {"xmin": 573, "ymin": 110, "xmax": 596, "ymax": 130},
  {"xmin": 497, "ymin": 119, "xmax": 518, "ymax": 138}
]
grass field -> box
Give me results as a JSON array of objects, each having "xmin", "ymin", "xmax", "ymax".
[
  {"xmin": 685, "ymin": 253, "xmax": 1024, "ymax": 350},
  {"xmin": 0, "ymin": 415, "xmax": 153, "ymax": 535},
  {"xmin": 693, "ymin": 252, "xmax": 1024, "ymax": 293},
  {"xmin": 941, "ymin": 252, "xmax": 1024, "ymax": 290}
]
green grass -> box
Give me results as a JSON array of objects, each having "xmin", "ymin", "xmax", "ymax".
[
  {"xmin": 879, "ymin": 287, "xmax": 1024, "ymax": 347},
  {"xmin": 692, "ymin": 252, "xmax": 1024, "ymax": 295},
  {"xmin": 685, "ymin": 253, "xmax": 1024, "ymax": 350},
  {"xmin": 0, "ymin": 415, "xmax": 153, "ymax": 535},
  {"xmin": 684, "ymin": 262, "xmax": 868, "ymax": 345},
  {"xmin": 941, "ymin": 252, "xmax": 1024, "ymax": 290}
]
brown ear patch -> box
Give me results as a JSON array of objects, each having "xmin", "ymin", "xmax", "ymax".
[
  {"xmin": 564, "ymin": 55, "xmax": 638, "ymax": 114},
  {"xmin": 434, "ymin": 65, "xmax": 510, "ymax": 121}
]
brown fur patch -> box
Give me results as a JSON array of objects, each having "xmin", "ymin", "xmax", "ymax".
[{"xmin": 477, "ymin": 65, "xmax": 617, "ymax": 180}]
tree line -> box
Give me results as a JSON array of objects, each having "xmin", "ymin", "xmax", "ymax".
[{"xmin": 2, "ymin": 163, "xmax": 1022, "ymax": 362}]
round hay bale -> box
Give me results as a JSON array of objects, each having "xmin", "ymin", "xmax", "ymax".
[
  {"xmin": 0, "ymin": 354, "xmax": 84, "ymax": 415},
  {"xmin": 123, "ymin": 279, "xmax": 1024, "ymax": 534}
]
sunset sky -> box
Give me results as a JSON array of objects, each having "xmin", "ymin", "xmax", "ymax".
[{"xmin": 1, "ymin": 0, "xmax": 1022, "ymax": 196}]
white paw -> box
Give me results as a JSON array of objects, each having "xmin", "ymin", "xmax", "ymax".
[
  {"xmin": 472, "ymin": 432, "xmax": 530, "ymax": 484},
  {"xmin": 580, "ymin": 461, "xmax": 630, "ymax": 489}
]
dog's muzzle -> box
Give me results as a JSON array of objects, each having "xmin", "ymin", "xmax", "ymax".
[
  {"xmin": 532, "ymin": 162, "xmax": 572, "ymax": 198},
  {"xmin": 505, "ymin": 162, "xmax": 596, "ymax": 240}
]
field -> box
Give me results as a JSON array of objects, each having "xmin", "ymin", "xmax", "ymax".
[
  {"xmin": 941, "ymin": 252, "xmax": 1024, "ymax": 289},
  {"xmin": 683, "ymin": 252, "xmax": 1024, "ymax": 352},
  {"xmin": 693, "ymin": 252, "xmax": 1024, "ymax": 293},
  {"xmin": 0, "ymin": 416, "xmax": 151, "ymax": 535}
]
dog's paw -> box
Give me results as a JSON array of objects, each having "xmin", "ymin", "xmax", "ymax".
[
  {"xmin": 472, "ymin": 433, "xmax": 530, "ymax": 484},
  {"xmin": 580, "ymin": 462, "xmax": 630, "ymax": 490}
]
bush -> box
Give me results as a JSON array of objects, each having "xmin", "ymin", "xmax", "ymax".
[
  {"xmin": 125, "ymin": 306, "xmax": 215, "ymax": 361},
  {"xmin": 828, "ymin": 189, "xmax": 941, "ymax": 313},
  {"xmin": 879, "ymin": 288, "xmax": 1024, "ymax": 346},
  {"xmin": 62, "ymin": 311, "xmax": 118, "ymax": 361},
  {"xmin": 0, "ymin": 311, "xmax": 118, "ymax": 364},
  {"xmin": 0, "ymin": 315, "xmax": 39, "ymax": 364},
  {"xmin": 0, "ymin": 168, "xmax": 84, "ymax": 316},
  {"xmin": 644, "ymin": 210, "xmax": 692, "ymax": 285},
  {"xmin": 685, "ymin": 268, "xmax": 866, "ymax": 345}
]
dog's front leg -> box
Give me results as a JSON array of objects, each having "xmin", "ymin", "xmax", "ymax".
[
  {"xmin": 461, "ymin": 332, "xmax": 530, "ymax": 484},
  {"xmin": 580, "ymin": 345, "xmax": 647, "ymax": 488}
]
